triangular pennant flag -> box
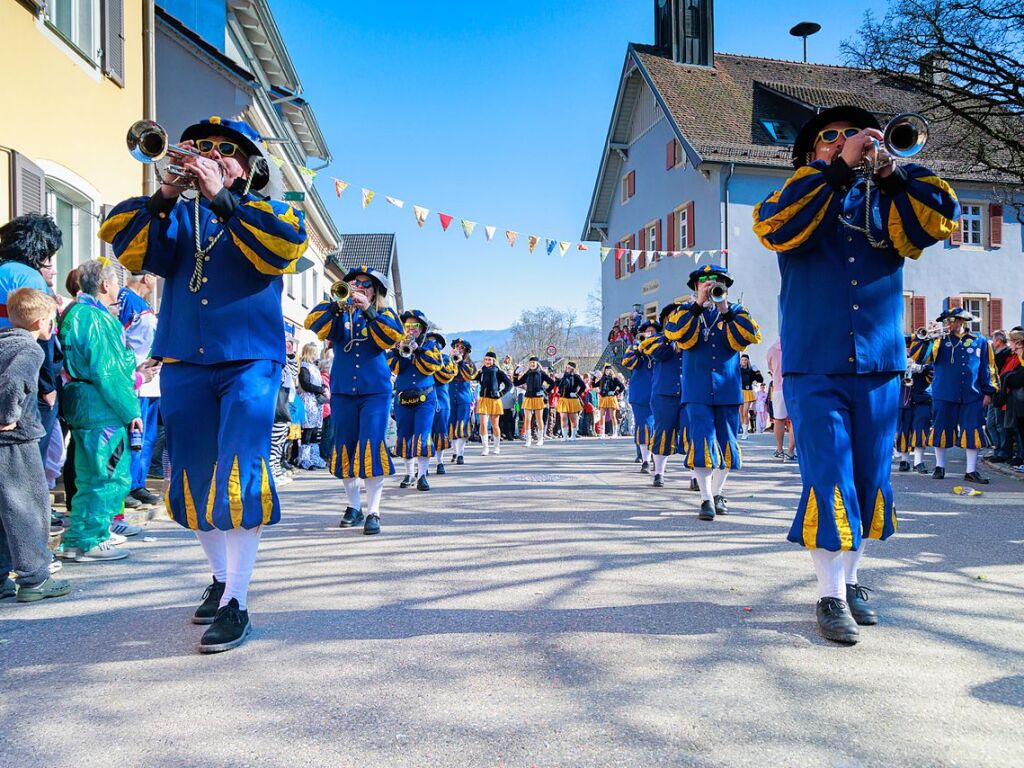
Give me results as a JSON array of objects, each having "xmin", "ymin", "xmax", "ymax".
[
  {"xmin": 558, "ymin": 241, "xmax": 571, "ymax": 257},
  {"xmin": 630, "ymin": 250, "xmax": 642, "ymax": 265},
  {"xmin": 600, "ymin": 247, "xmax": 611, "ymax": 263},
  {"xmin": 334, "ymin": 179, "xmax": 349, "ymax": 197},
  {"xmin": 658, "ymin": 251, "xmax": 667, "ymax": 259},
  {"xmin": 461, "ymin": 219, "xmax": 477, "ymax": 239},
  {"xmin": 615, "ymin": 247, "xmax": 625, "ymax": 262},
  {"xmin": 484, "ymin": 225, "xmax": 496, "ymax": 241},
  {"xmin": 413, "ymin": 205, "xmax": 429, "ymax": 228},
  {"xmin": 506, "ymin": 230, "xmax": 518, "ymax": 247},
  {"xmin": 528, "ymin": 235, "xmax": 539, "ymax": 253},
  {"xmin": 683, "ymin": 250, "xmax": 694, "ymax": 258},
  {"xmin": 269, "ymin": 155, "xmax": 285, "ymax": 168},
  {"xmin": 577, "ymin": 244, "xmax": 589, "ymax": 251},
  {"xmin": 385, "ymin": 196, "xmax": 404, "ymax": 208},
  {"xmin": 299, "ymin": 166, "xmax": 317, "ymax": 180},
  {"xmin": 438, "ymin": 213, "xmax": 454, "ymax": 231},
  {"xmin": 545, "ymin": 239, "xmax": 557, "ymax": 256},
  {"xmin": 361, "ymin": 188, "xmax": 375, "ymax": 209},
  {"xmin": 721, "ymin": 249, "xmax": 729, "ymax": 255}
]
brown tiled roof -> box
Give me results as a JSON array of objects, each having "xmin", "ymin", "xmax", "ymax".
[{"xmin": 631, "ymin": 45, "xmax": 1003, "ymax": 182}]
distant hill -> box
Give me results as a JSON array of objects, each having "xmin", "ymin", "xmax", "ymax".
[{"xmin": 445, "ymin": 328, "xmax": 514, "ymax": 353}]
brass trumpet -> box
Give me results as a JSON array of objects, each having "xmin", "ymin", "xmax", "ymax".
[
  {"xmin": 127, "ymin": 119, "xmax": 214, "ymax": 188},
  {"xmin": 330, "ymin": 280, "xmax": 353, "ymax": 307},
  {"xmin": 397, "ymin": 336, "xmax": 417, "ymax": 358},
  {"xmin": 709, "ymin": 283, "xmax": 728, "ymax": 303}
]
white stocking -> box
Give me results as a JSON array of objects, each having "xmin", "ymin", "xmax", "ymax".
[
  {"xmin": 222, "ymin": 526, "xmax": 261, "ymax": 611},
  {"xmin": 966, "ymin": 448, "xmax": 978, "ymax": 473},
  {"xmin": 365, "ymin": 476, "xmax": 384, "ymax": 516},
  {"xmin": 810, "ymin": 549, "xmax": 845, "ymax": 600},
  {"xmin": 711, "ymin": 468, "xmax": 729, "ymax": 497},
  {"xmin": 639, "ymin": 444, "xmax": 651, "ymax": 463},
  {"xmin": 693, "ymin": 467, "xmax": 713, "ymax": 501},
  {"xmin": 844, "ymin": 541, "xmax": 866, "ymax": 586},
  {"xmin": 436, "ymin": 449, "xmax": 446, "ymax": 466},
  {"xmin": 653, "ymin": 454, "xmax": 669, "ymax": 476},
  {"xmin": 195, "ymin": 528, "xmax": 227, "ymax": 582},
  {"xmin": 900, "ymin": 451, "xmax": 910, "ymax": 463},
  {"xmin": 342, "ymin": 478, "xmax": 361, "ymax": 511},
  {"xmin": 913, "ymin": 447, "xmax": 925, "ymax": 465},
  {"xmin": 417, "ymin": 457, "xmax": 429, "ymax": 477},
  {"xmin": 934, "ymin": 446, "xmax": 947, "ymax": 468}
]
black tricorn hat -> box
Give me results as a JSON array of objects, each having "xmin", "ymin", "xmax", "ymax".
[{"xmin": 792, "ymin": 106, "xmax": 881, "ymax": 169}]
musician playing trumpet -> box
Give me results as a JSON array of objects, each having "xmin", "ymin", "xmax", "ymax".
[
  {"xmin": 448, "ymin": 338, "xmax": 477, "ymax": 464},
  {"xmin": 305, "ymin": 266, "xmax": 404, "ymax": 534}
]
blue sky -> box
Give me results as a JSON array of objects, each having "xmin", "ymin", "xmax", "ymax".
[{"xmin": 272, "ymin": 0, "xmax": 890, "ymax": 333}]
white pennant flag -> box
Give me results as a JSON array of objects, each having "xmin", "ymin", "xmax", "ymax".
[
  {"xmin": 385, "ymin": 196, "xmax": 404, "ymax": 208},
  {"xmin": 630, "ymin": 250, "xmax": 642, "ymax": 265},
  {"xmin": 558, "ymin": 241, "xmax": 571, "ymax": 257},
  {"xmin": 413, "ymin": 205, "xmax": 429, "ymax": 228},
  {"xmin": 484, "ymin": 225, "xmax": 496, "ymax": 241}
]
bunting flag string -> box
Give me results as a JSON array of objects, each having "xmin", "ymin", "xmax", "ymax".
[
  {"xmin": 600, "ymin": 247, "xmax": 611, "ymax": 263},
  {"xmin": 558, "ymin": 241, "xmax": 571, "ymax": 257},
  {"xmin": 413, "ymin": 205, "xmax": 429, "ymax": 228},
  {"xmin": 361, "ymin": 189, "xmax": 375, "ymax": 209},
  {"xmin": 334, "ymin": 179, "xmax": 349, "ymax": 198},
  {"xmin": 545, "ymin": 239, "xmax": 556, "ymax": 256},
  {"xmin": 484, "ymin": 225, "xmax": 496, "ymax": 241},
  {"xmin": 528, "ymin": 235, "xmax": 539, "ymax": 253},
  {"xmin": 461, "ymin": 219, "xmax": 477, "ymax": 239},
  {"xmin": 506, "ymin": 230, "xmax": 518, "ymax": 248},
  {"xmin": 438, "ymin": 213, "xmax": 454, "ymax": 231},
  {"xmin": 385, "ymin": 196, "xmax": 404, "ymax": 208}
]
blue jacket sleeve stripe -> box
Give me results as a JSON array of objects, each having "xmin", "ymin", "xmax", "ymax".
[
  {"xmin": 227, "ymin": 200, "xmax": 308, "ymax": 276},
  {"xmin": 664, "ymin": 307, "xmax": 700, "ymax": 350},
  {"xmin": 99, "ymin": 200, "xmax": 159, "ymax": 274},
  {"xmin": 304, "ymin": 302, "xmax": 335, "ymax": 341},
  {"xmin": 752, "ymin": 164, "xmax": 837, "ymax": 252}
]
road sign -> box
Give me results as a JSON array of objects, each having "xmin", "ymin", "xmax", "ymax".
[
  {"xmin": 545, "ymin": 345, "xmax": 557, "ymax": 357},
  {"xmin": 283, "ymin": 191, "xmax": 306, "ymax": 202}
]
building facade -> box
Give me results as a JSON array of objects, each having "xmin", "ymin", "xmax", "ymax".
[{"xmin": 583, "ymin": 2, "xmax": 1023, "ymax": 370}]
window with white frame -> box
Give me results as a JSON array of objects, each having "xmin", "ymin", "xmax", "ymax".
[
  {"xmin": 312, "ymin": 272, "xmax": 319, "ymax": 306},
  {"xmin": 961, "ymin": 295, "xmax": 988, "ymax": 335},
  {"xmin": 902, "ymin": 292, "xmax": 914, "ymax": 335},
  {"xmin": 620, "ymin": 171, "xmax": 635, "ymax": 204},
  {"xmin": 644, "ymin": 302, "xmax": 658, "ymax": 321},
  {"xmin": 961, "ymin": 204, "xmax": 984, "ymax": 246},
  {"xmin": 301, "ymin": 270, "xmax": 309, "ymax": 308},
  {"xmin": 618, "ymin": 236, "xmax": 632, "ymax": 275},
  {"xmin": 47, "ymin": 0, "xmax": 98, "ymax": 62},
  {"xmin": 677, "ymin": 206, "xmax": 689, "ymax": 248},
  {"xmin": 647, "ymin": 224, "xmax": 657, "ymax": 252},
  {"xmin": 46, "ymin": 180, "xmax": 95, "ymax": 282},
  {"xmin": 287, "ymin": 274, "xmax": 296, "ymax": 298}
]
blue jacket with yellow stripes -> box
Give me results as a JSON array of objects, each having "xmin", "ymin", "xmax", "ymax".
[
  {"xmin": 305, "ymin": 303, "xmax": 404, "ymax": 397},
  {"xmin": 752, "ymin": 159, "xmax": 959, "ymax": 376},
  {"xmin": 909, "ymin": 332, "xmax": 998, "ymax": 404},
  {"xmin": 622, "ymin": 341, "xmax": 655, "ymax": 405},
  {"xmin": 433, "ymin": 354, "xmax": 459, "ymax": 410},
  {"xmin": 99, "ymin": 182, "xmax": 308, "ymax": 366},
  {"xmin": 665, "ymin": 302, "xmax": 762, "ymax": 406},
  {"xmin": 638, "ymin": 333, "xmax": 682, "ymax": 399},
  {"xmin": 450, "ymin": 359, "xmax": 478, "ymax": 406},
  {"xmin": 388, "ymin": 339, "xmax": 443, "ymax": 393}
]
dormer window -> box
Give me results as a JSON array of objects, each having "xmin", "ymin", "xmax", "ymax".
[{"xmin": 760, "ymin": 119, "xmax": 797, "ymax": 144}]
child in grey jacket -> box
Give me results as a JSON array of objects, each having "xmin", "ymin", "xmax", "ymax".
[{"xmin": 0, "ymin": 287, "xmax": 71, "ymax": 602}]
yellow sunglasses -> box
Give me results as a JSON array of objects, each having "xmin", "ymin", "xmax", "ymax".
[
  {"xmin": 814, "ymin": 127, "xmax": 860, "ymax": 145},
  {"xmin": 196, "ymin": 139, "xmax": 242, "ymax": 157}
]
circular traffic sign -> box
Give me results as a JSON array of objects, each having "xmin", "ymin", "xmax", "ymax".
[{"xmin": 545, "ymin": 345, "xmax": 557, "ymax": 357}]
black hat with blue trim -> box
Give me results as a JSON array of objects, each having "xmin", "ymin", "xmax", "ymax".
[
  {"xmin": 792, "ymin": 105, "xmax": 881, "ymax": 169},
  {"xmin": 452, "ymin": 337, "xmax": 472, "ymax": 354},
  {"xmin": 687, "ymin": 264, "xmax": 734, "ymax": 290},
  {"xmin": 425, "ymin": 331, "xmax": 447, "ymax": 348},
  {"xmin": 342, "ymin": 264, "xmax": 391, "ymax": 298},
  {"xmin": 937, "ymin": 307, "xmax": 975, "ymax": 323},
  {"xmin": 401, "ymin": 309, "xmax": 430, "ymax": 333},
  {"xmin": 638, "ymin": 319, "xmax": 661, "ymax": 334},
  {"xmin": 180, "ymin": 116, "xmax": 271, "ymax": 191}
]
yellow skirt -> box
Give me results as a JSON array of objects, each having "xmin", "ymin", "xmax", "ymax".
[
  {"xmin": 478, "ymin": 397, "xmax": 504, "ymax": 416},
  {"xmin": 742, "ymin": 390, "xmax": 756, "ymax": 403},
  {"xmin": 598, "ymin": 396, "xmax": 619, "ymax": 410},
  {"xmin": 556, "ymin": 398, "xmax": 582, "ymax": 414},
  {"xmin": 522, "ymin": 396, "xmax": 547, "ymax": 411}
]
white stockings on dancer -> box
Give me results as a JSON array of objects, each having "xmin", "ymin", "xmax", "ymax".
[
  {"xmin": 639, "ymin": 444, "xmax": 651, "ymax": 464},
  {"xmin": 693, "ymin": 467, "xmax": 713, "ymax": 501},
  {"xmin": 342, "ymin": 478, "xmax": 362, "ymax": 511},
  {"xmin": 934, "ymin": 446, "xmax": 947, "ymax": 468},
  {"xmin": 711, "ymin": 469, "xmax": 729, "ymax": 497},
  {"xmin": 417, "ymin": 457, "xmax": 429, "ymax": 477},
  {"xmin": 844, "ymin": 541, "xmax": 866, "ymax": 586},
  {"xmin": 436, "ymin": 449, "xmax": 447, "ymax": 467},
  {"xmin": 453, "ymin": 438, "xmax": 466, "ymax": 458},
  {"xmin": 810, "ymin": 541, "xmax": 868, "ymax": 600},
  {"xmin": 653, "ymin": 454, "xmax": 669, "ymax": 476},
  {"xmin": 913, "ymin": 447, "xmax": 925, "ymax": 465},
  {"xmin": 965, "ymin": 448, "xmax": 978, "ymax": 473},
  {"xmin": 365, "ymin": 476, "xmax": 384, "ymax": 516},
  {"xmin": 195, "ymin": 526, "xmax": 262, "ymax": 610}
]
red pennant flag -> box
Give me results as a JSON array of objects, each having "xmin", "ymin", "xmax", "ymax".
[{"xmin": 438, "ymin": 213, "xmax": 453, "ymax": 231}]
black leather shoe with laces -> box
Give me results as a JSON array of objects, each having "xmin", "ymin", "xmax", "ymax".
[
  {"xmin": 653, "ymin": 473, "xmax": 664, "ymax": 488},
  {"xmin": 713, "ymin": 495, "xmax": 728, "ymax": 516},
  {"xmin": 192, "ymin": 577, "xmax": 226, "ymax": 625},
  {"xmin": 913, "ymin": 463, "xmax": 929, "ymax": 474},
  {"xmin": 690, "ymin": 477, "xmax": 699, "ymax": 492},
  {"xmin": 339, "ymin": 507, "xmax": 364, "ymax": 528},
  {"xmin": 198, "ymin": 598, "xmax": 251, "ymax": 653},
  {"xmin": 436, "ymin": 463, "xmax": 447, "ymax": 475},
  {"xmin": 816, "ymin": 597, "xmax": 860, "ymax": 644},
  {"xmin": 417, "ymin": 475, "xmax": 431, "ymax": 491},
  {"xmin": 845, "ymin": 584, "xmax": 878, "ymax": 626},
  {"xmin": 456, "ymin": 455, "xmax": 465, "ymax": 465},
  {"xmin": 932, "ymin": 466, "xmax": 945, "ymax": 480},
  {"xmin": 363, "ymin": 514, "xmax": 381, "ymax": 535},
  {"xmin": 898, "ymin": 460, "xmax": 910, "ymax": 472},
  {"xmin": 640, "ymin": 461, "xmax": 650, "ymax": 474},
  {"xmin": 699, "ymin": 500, "xmax": 715, "ymax": 521},
  {"xmin": 399, "ymin": 475, "xmax": 413, "ymax": 488},
  {"xmin": 963, "ymin": 471, "xmax": 989, "ymax": 485}
]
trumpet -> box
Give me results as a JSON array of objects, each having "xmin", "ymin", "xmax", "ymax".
[
  {"xmin": 915, "ymin": 323, "xmax": 947, "ymax": 341},
  {"xmin": 127, "ymin": 119, "xmax": 216, "ymax": 189},
  {"xmin": 330, "ymin": 280, "xmax": 353, "ymax": 307},
  {"xmin": 397, "ymin": 336, "xmax": 417, "ymax": 358},
  {"xmin": 451, "ymin": 351, "xmax": 463, "ymax": 363},
  {"xmin": 709, "ymin": 283, "xmax": 728, "ymax": 303}
]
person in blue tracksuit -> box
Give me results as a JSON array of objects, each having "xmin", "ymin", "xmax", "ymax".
[
  {"xmin": 910, "ymin": 307, "xmax": 998, "ymax": 484},
  {"xmin": 639, "ymin": 305, "xmax": 686, "ymax": 488},
  {"xmin": 388, "ymin": 310, "xmax": 442, "ymax": 491},
  {"xmin": 100, "ymin": 115, "xmax": 308, "ymax": 652},
  {"xmin": 448, "ymin": 338, "xmax": 478, "ymax": 465},
  {"xmin": 622, "ymin": 320, "xmax": 658, "ymax": 474},
  {"xmin": 896, "ymin": 336, "xmax": 933, "ymax": 474},
  {"xmin": 665, "ymin": 266, "xmax": 761, "ymax": 520},
  {"xmin": 305, "ymin": 266, "xmax": 404, "ymax": 534},
  {"xmin": 752, "ymin": 104, "xmax": 960, "ymax": 643},
  {"xmin": 426, "ymin": 332, "xmax": 458, "ymax": 475}
]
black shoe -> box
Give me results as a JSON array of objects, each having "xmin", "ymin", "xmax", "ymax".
[
  {"xmin": 845, "ymin": 584, "xmax": 878, "ymax": 626},
  {"xmin": 898, "ymin": 460, "xmax": 910, "ymax": 472},
  {"xmin": 690, "ymin": 478, "xmax": 699, "ymax": 492},
  {"xmin": 0, "ymin": 579, "xmax": 15, "ymax": 600},
  {"xmin": 713, "ymin": 495, "xmax": 728, "ymax": 516},
  {"xmin": 456, "ymin": 455, "xmax": 465, "ymax": 465},
  {"xmin": 417, "ymin": 475, "xmax": 431, "ymax": 491},
  {"xmin": 932, "ymin": 466, "xmax": 945, "ymax": 480},
  {"xmin": 913, "ymin": 463, "xmax": 929, "ymax": 475},
  {"xmin": 640, "ymin": 461, "xmax": 650, "ymax": 474},
  {"xmin": 653, "ymin": 473, "xmax": 664, "ymax": 488},
  {"xmin": 399, "ymin": 475, "xmax": 413, "ymax": 489},
  {"xmin": 634, "ymin": 456, "xmax": 642, "ymax": 463},
  {"xmin": 123, "ymin": 494, "xmax": 142, "ymax": 510},
  {"xmin": 198, "ymin": 598, "xmax": 251, "ymax": 653},
  {"xmin": 436, "ymin": 463, "xmax": 447, "ymax": 475},
  {"xmin": 815, "ymin": 598, "xmax": 860, "ymax": 644},
  {"xmin": 963, "ymin": 471, "xmax": 989, "ymax": 485},
  {"xmin": 363, "ymin": 514, "xmax": 381, "ymax": 535},
  {"xmin": 130, "ymin": 487, "xmax": 161, "ymax": 505},
  {"xmin": 699, "ymin": 500, "xmax": 715, "ymax": 521},
  {"xmin": 339, "ymin": 507, "xmax": 365, "ymax": 528},
  {"xmin": 192, "ymin": 577, "xmax": 226, "ymax": 625},
  {"xmin": 987, "ymin": 455, "xmax": 1008, "ymax": 464}
]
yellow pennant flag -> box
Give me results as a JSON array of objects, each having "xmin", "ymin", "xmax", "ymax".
[
  {"xmin": 413, "ymin": 205, "xmax": 429, "ymax": 228},
  {"xmin": 506, "ymin": 230, "xmax": 518, "ymax": 247},
  {"xmin": 558, "ymin": 241, "xmax": 571, "ymax": 257},
  {"xmin": 299, "ymin": 166, "xmax": 317, "ymax": 179},
  {"xmin": 269, "ymin": 155, "xmax": 286, "ymax": 168},
  {"xmin": 461, "ymin": 219, "xmax": 477, "ymax": 239},
  {"xmin": 600, "ymin": 247, "xmax": 611, "ymax": 262},
  {"xmin": 361, "ymin": 189, "xmax": 375, "ymax": 208},
  {"xmin": 528, "ymin": 235, "xmax": 539, "ymax": 253}
]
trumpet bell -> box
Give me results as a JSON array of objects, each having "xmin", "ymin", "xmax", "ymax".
[
  {"xmin": 127, "ymin": 119, "xmax": 169, "ymax": 163},
  {"xmin": 885, "ymin": 113, "xmax": 929, "ymax": 159},
  {"xmin": 330, "ymin": 280, "xmax": 351, "ymax": 304},
  {"xmin": 709, "ymin": 284, "xmax": 728, "ymax": 303}
]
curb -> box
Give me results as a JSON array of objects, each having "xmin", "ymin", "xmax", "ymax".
[{"xmin": 981, "ymin": 459, "xmax": 1024, "ymax": 482}]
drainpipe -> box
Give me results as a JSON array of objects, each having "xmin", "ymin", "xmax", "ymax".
[
  {"xmin": 142, "ymin": 0, "xmax": 157, "ymax": 195},
  {"xmin": 722, "ymin": 162, "xmax": 735, "ymax": 270}
]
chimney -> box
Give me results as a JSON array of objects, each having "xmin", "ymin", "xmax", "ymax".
[
  {"xmin": 919, "ymin": 51, "xmax": 950, "ymax": 85},
  {"xmin": 654, "ymin": 0, "xmax": 714, "ymax": 67}
]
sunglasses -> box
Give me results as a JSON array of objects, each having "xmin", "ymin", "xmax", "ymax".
[
  {"xmin": 814, "ymin": 127, "xmax": 861, "ymax": 145},
  {"xmin": 697, "ymin": 275, "xmax": 719, "ymax": 283},
  {"xmin": 195, "ymin": 139, "xmax": 242, "ymax": 157},
  {"xmin": 349, "ymin": 279, "xmax": 374, "ymax": 288}
]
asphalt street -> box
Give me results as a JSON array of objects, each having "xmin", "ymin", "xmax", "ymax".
[{"xmin": 2, "ymin": 435, "xmax": 1022, "ymax": 767}]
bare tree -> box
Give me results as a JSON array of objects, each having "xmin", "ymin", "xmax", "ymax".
[
  {"xmin": 843, "ymin": 0, "xmax": 1024, "ymax": 215},
  {"xmin": 508, "ymin": 306, "xmax": 604, "ymax": 367},
  {"xmin": 585, "ymin": 278, "xmax": 602, "ymax": 328}
]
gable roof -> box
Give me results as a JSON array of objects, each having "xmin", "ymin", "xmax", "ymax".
[{"xmin": 329, "ymin": 234, "xmax": 396, "ymax": 276}]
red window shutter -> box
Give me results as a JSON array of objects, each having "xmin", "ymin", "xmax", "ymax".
[
  {"xmin": 637, "ymin": 229, "xmax": 646, "ymax": 269},
  {"xmin": 911, "ymin": 296, "xmax": 927, "ymax": 332},
  {"xmin": 950, "ymin": 217, "xmax": 963, "ymax": 246},
  {"xmin": 628, "ymin": 235, "xmax": 636, "ymax": 272},
  {"xmin": 684, "ymin": 201, "xmax": 695, "ymax": 248},
  {"xmin": 628, "ymin": 171, "xmax": 635, "ymax": 198},
  {"xmin": 615, "ymin": 250, "xmax": 622, "ymax": 279},
  {"xmin": 988, "ymin": 204, "xmax": 1003, "ymax": 248},
  {"xmin": 655, "ymin": 219, "xmax": 663, "ymax": 261},
  {"xmin": 666, "ymin": 211, "xmax": 676, "ymax": 251},
  {"xmin": 989, "ymin": 298, "xmax": 1003, "ymax": 331}
]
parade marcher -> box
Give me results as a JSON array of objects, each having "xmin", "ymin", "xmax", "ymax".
[
  {"xmin": 513, "ymin": 356, "xmax": 555, "ymax": 447},
  {"xmin": 753, "ymin": 104, "xmax": 960, "ymax": 643},
  {"xmin": 596, "ymin": 363, "xmax": 625, "ymax": 439},
  {"xmin": 897, "ymin": 336, "xmax": 933, "ymax": 474},
  {"xmin": 296, "ymin": 343, "xmax": 328, "ymax": 470},
  {"xmin": 554, "ymin": 361, "xmax": 586, "ymax": 441},
  {"xmin": 910, "ymin": 308, "xmax": 998, "ymax": 484},
  {"xmin": 426, "ymin": 332, "xmax": 458, "ymax": 474},
  {"xmin": 665, "ymin": 266, "xmax": 762, "ymax": 520},
  {"xmin": 622, "ymin": 320, "xmax": 658, "ymax": 473},
  {"xmin": 57, "ymin": 260, "xmax": 142, "ymax": 563},
  {"xmin": 639, "ymin": 305, "xmax": 685, "ymax": 487},
  {"xmin": 101, "ymin": 115, "xmax": 308, "ymax": 652},
  {"xmin": 448, "ymin": 338, "xmax": 477, "ymax": 464},
  {"xmin": 474, "ymin": 349, "xmax": 512, "ymax": 455},
  {"xmin": 389, "ymin": 310, "xmax": 442, "ymax": 489},
  {"xmin": 306, "ymin": 266, "xmax": 404, "ymax": 532},
  {"xmin": 738, "ymin": 355, "xmax": 764, "ymax": 438}
]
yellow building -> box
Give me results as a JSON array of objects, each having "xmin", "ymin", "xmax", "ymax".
[{"xmin": 0, "ymin": 0, "xmax": 146, "ymax": 283}]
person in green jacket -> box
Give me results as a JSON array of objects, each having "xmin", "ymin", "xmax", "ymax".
[{"xmin": 59, "ymin": 259, "xmax": 144, "ymax": 562}]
